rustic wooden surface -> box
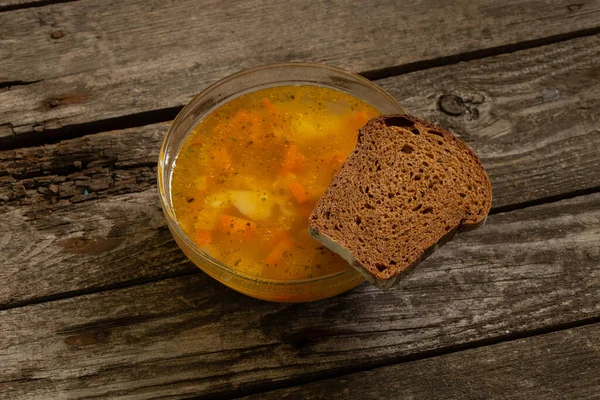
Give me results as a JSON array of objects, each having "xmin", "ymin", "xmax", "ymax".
[
  {"xmin": 243, "ymin": 323, "xmax": 600, "ymax": 400},
  {"xmin": 1, "ymin": 0, "xmax": 599, "ymax": 398},
  {"xmin": 1, "ymin": 0, "xmax": 600, "ymax": 146},
  {"xmin": 2, "ymin": 193, "xmax": 599, "ymax": 398},
  {"xmin": 2, "ymin": 35, "xmax": 599, "ymax": 309}
]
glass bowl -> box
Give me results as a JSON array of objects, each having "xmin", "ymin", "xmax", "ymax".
[{"xmin": 158, "ymin": 63, "xmax": 405, "ymax": 302}]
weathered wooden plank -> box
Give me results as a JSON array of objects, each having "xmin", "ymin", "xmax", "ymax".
[
  {"xmin": 0, "ymin": 189, "xmax": 196, "ymax": 308},
  {"xmin": 0, "ymin": 122, "xmax": 168, "ymax": 213},
  {"xmin": 1, "ymin": 193, "xmax": 599, "ymax": 399},
  {"xmin": 1, "ymin": 34, "xmax": 599, "ymax": 307},
  {"xmin": 243, "ymin": 324, "xmax": 600, "ymax": 400},
  {"xmin": 1, "ymin": 0, "xmax": 599, "ymax": 145}
]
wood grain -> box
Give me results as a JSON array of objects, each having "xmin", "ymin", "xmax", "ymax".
[
  {"xmin": 1, "ymin": 193, "xmax": 599, "ymax": 399},
  {"xmin": 0, "ymin": 189, "xmax": 196, "ymax": 308},
  {"xmin": 0, "ymin": 122, "xmax": 168, "ymax": 212},
  {"xmin": 1, "ymin": 0, "xmax": 600, "ymax": 145},
  {"xmin": 243, "ymin": 324, "xmax": 600, "ymax": 400},
  {"xmin": 1, "ymin": 35, "xmax": 599, "ymax": 308}
]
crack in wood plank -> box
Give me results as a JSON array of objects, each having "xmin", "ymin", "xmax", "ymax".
[
  {"xmin": 0, "ymin": 0, "xmax": 80, "ymax": 13},
  {"xmin": 0, "ymin": 79, "xmax": 42, "ymax": 89},
  {"xmin": 360, "ymin": 25, "xmax": 600, "ymax": 81}
]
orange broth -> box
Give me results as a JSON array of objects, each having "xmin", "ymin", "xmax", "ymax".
[{"xmin": 171, "ymin": 85, "xmax": 379, "ymax": 280}]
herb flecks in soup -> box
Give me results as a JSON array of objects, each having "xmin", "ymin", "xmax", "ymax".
[{"xmin": 172, "ymin": 85, "xmax": 379, "ymax": 280}]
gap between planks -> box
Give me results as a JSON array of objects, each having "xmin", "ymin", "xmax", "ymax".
[
  {"xmin": 360, "ymin": 25, "xmax": 600, "ymax": 81},
  {"xmin": 490, "ymin": 186, "xmax": 600, "ymax": 215},
  {"xmin": 2, "ymin": 25, "xmax": 600, "ymax": 151},
  {"xmin": 0, "ymin": 0, "xmax": 80, "ymax": 13}
]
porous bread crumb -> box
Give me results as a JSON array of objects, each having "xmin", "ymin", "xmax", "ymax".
[{"xmin": 309, "ymin": 114, "xmax": 492, "ymax": 288}]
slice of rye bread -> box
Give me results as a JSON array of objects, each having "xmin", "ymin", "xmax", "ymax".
[{"xmin": 309, "ymin": 114, "xmax": 492, "ymax": 288}]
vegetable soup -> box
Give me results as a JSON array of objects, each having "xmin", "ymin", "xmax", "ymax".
[{"xmin": 171, "ymin": 85, "xmax": 379, "ymax": 280}]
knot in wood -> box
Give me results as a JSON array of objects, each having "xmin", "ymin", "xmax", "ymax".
[
  {"xmin": 51, "ymin": 31, "xmax": 65, "ymax": 39},
  {"xmin": 438, "ymin": 94, "xmax": 465, "ymax": 116}
]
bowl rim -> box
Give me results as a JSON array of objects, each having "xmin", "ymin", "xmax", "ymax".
[{"xmin": 158, "ymin": 62, "xmax": 404, "ymax": 286}]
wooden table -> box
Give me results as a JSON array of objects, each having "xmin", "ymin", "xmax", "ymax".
[{"xmin": 1, "ymin": 1, "xmax": 600, "ymax": 398}]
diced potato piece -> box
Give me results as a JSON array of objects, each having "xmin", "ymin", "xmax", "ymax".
[
  {"xmin": 205, "ymin": 191, "xmax": 232, "ymax": 209},
  {"xmin": 192, "ymin": 216, "xmax": 211, "ymax": 231},
  {"xmin": 231, "ymin": 190, "xmax": 274, "ymax": 221},
  {"xmin": 271, "ymin": 174, "xmax": 303, "ymax": 221},
  {"xmin": 193, "ymin": 209, "xmax": 219, "ymax": 231},
  {"xmin": 193, "ymin": 175, "xmax": 209, "ymax": 191},
  {"xmin": 277, "ymin": 199, "xmax": 296, "ymax": 218},
  {"xmin": 191, "ymin": 191, "xmax": 232, "ymax": 230},
  {"xmin": 230, "ymin": 174, "xmax": 270, "ymax": 192},
  {"xmin": 292, "ymin": 116, "xmax": 325, "ymax": 140}
]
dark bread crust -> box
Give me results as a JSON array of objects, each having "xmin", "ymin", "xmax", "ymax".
[{"xmin": 309, "ymin": 114, "xmax": 492, "ymax": 288}]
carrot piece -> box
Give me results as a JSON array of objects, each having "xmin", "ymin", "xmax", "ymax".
[
  {"xmin": 218, "ymin": 215, "xmax": 257, "ymax": 240},
  {"xmin": 194, "ymin": 229, "xmax": 213, "ymax": 246},
  {"xmin": 265, "ymin": 235, "xmax": 295, "ymax": 265},
  {"xmin": 210, "ymin": 146, "xmax": 234, "ymax": 174},
  {"xmin": 232, "ymin": 109, "xmax": 262, "ymax": 141},
  {"xmin": 191, "ymin": 134, "xmax": 204, "ymax": 146},
  {"xmin": 261, "ymin": 97, "xmax": 279, "ymax": 115},
  {"xmin": 352, "ymin": 111, "xmax": 370, "ymax": 128},
  {"xmin": 281, "ymin": 144, "xmax": 305, "ymax": 174},
  {"xmin": 289, "ymin": 180, "xmax": 309, "ymax": 204}
]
